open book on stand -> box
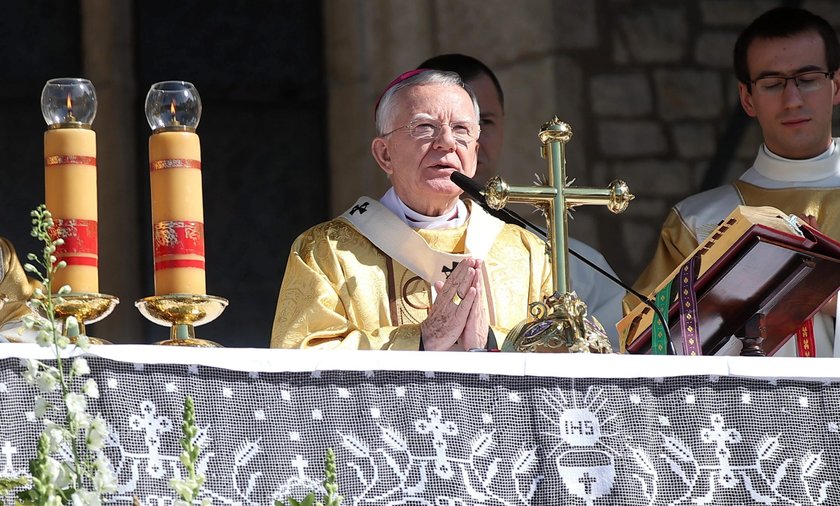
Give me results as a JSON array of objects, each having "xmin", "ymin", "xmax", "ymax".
[{"xmin": 619, "ymin": 205, "xmax": 840, "ymax": 355}]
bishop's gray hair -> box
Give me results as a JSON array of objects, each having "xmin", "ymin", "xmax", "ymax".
[{"xmin": 374, "ymin": 70, "xmax": 480, "ymax": 136}]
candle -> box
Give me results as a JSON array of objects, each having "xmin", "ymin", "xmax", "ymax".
[
  {"xmin": 145, "ymin": 81, "xmax": 206, "ymax": 295},
  {"xmin": 41, "ymin": 78, "xmax": 99, "ymax": 294}
]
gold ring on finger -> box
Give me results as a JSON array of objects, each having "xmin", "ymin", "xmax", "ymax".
[{"xmin": 452, "ymin": 292, "xmax": 463, "ymax": 306}]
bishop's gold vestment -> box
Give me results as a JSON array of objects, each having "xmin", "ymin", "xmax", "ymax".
[
  {"xmin": 0, "ymin": 237, "xmax": 38, "ymax": 329},
  {"xmin": 270, "ymin": 203, "xmax": 552, "ymax": 350}
]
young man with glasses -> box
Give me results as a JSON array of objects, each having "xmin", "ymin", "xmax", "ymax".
[
  {"xmin": 271, "ymin": 70, "xmax": 552, "ymax": 351},
  {"xmin": 631, "ymin": 7, "xmax": 840, "ymax": 356}
]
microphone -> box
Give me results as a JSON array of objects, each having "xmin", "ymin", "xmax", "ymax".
[{"xmin": 450, "ymin": 171, "xmax": 675, "ymax": 354}]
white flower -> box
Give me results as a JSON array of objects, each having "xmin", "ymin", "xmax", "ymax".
[
  {"xmin": 36, "ymin": 329, "xmax": 54, "ymax": 347},
  {"xmin": 71, "ymin": 490, "xmax": 102, "ymax": 506},
  {"xmin": 43, "ymin": 456, "xmax": 73, "ymax": 489},
  {"xmin": 23, "ymin": 359, "xmax": 40, "ymax": 384},
  {"xmin": 65, "ymin": 392, "xmax": 87, "ymax": 415},
  {"xmin": 83, "ymin": 379, "xmax": 100, "ymax": 399},
  {"xmin": 75, "ymin": 333, "xmax": 91, "ymax": 351},
  {"xmin": 55, "ymin": 334, "xmax": 70, "ymax": 349},
  {"xmin": 36, "ymin": 369, "xmax": 60, "ymax": 393},
  {"xmin": 57, "ymin": 285, "xmax": 72, "ymax": 295},
  {"xmin": 87, "ymin": 416, "xmax": 108, "ymax": 451},
  {"xmin": 72, "ymin": 357, "xmax": 90, "ymax": 377},
  {"xmin": 92, "ymin": 450, "xmax": 117, "ymax": 494},
  {"xmin": 34, "ymin": 396, "xmax": 50, "ymax": 417}
]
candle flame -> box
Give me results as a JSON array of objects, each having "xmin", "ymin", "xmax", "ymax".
[
  {"xmin": 66, "ymin": 93, "xmax": 73, "ymax": 110},
  {"xmin": 170, "ymin": 99, "xmax": 176, "ymax": 115}
]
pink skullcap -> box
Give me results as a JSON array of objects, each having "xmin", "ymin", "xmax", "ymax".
[{"xmin": 374, "ymin": 68, "xmax": 430, "ymax": 117}]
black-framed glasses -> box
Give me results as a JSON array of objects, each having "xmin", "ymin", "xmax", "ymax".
[
  {"xmin": 750, "ymin": 71, "xmax": 835, "ymax": 95},
  {"xmin": 383, "ymin": 119, "xmax": 480, "ymax": 146}
]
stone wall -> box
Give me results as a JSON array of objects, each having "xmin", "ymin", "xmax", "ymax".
[{"xmin": 324, "ymin": 0, "xmax": 840, "ymax": 284}]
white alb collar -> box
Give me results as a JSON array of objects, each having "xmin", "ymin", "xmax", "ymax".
[
  {"xmin": 754, "ymin": 139, "xmax": 840, "ymax": 182},
  {"xmin": 380, "ymin": 187, "xmax": 468, "ymax": 230}
]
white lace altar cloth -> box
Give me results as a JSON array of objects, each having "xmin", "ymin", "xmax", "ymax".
[{"xmin": 1, "ymin": 344, "xmax": 839, "ymax": 505}]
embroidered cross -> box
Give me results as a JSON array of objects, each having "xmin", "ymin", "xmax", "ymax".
[
  {"xmin": 350, "ymin": 202, "xmax": 369, "ymax": 215},
  {"xmin": 291, "ymin": 454, "xmax": 309, "ymax": 479},
  {"xmin": 701, "ymin": 414, "xmax": 741, "ymax": 488},
  {"xmin": 129, "ymin": 401, "xmax": 173, "ymax": 478},
  {"xmin": 415, "ymin": 406, "xmax": 458, "ymax": 478},
  {"xmin": 441, "ymin": 261, "xmax": 459, "ymax": 278},
  {"xmin": 579, "ymin": 472, "xmax": 597, "ymax": 495},
  {"xmin": 1, "ymin": 441, "xmax": 16, "ymax": 475}
]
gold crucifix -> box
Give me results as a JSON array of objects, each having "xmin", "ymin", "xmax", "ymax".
[{"xmin": 485, "ymin": 117, "xmax": 634, "ymax": 353}]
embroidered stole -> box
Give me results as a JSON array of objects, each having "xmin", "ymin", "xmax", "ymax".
[{"xmin": 340, "ymin": 197, "xmax": 504, "ymax": 327}]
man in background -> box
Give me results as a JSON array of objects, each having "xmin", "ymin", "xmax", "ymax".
[
  {"xmin": 419, "ymin": 54, "xmax": 625, "ymax": 348},
  {"xmin": 631, "ymin": 7, "xmax": 840, "ymax": 356}
]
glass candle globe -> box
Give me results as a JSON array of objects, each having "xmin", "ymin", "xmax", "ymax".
[
  {"xmin": 145, "ymin": 81, "xmax": 202, "ymax": 132},
  {"xmin": 41, "ymin": 78, "xmax": 97, "ymax": 127}
]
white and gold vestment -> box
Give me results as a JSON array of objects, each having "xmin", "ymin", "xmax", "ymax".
[
  {"xmin": 630, "ymin": 140, "xmax": 840, "ymax": 356},
  {"xmin": 271, "ymin": 197, "xmax": 551, "ymax": 350}
]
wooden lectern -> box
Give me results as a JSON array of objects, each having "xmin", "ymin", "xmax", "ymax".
[{"xmin": 619, "ymin": 206, "xmax": 840, "ymax": 356}]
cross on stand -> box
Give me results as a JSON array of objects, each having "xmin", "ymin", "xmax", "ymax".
[{"xmin": 483, "ymin": 117, "xmax": 632, "ymax": 352}]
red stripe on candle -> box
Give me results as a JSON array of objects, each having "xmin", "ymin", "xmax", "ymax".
[
  {"xmin": 59, "ymin": 256, "xmax": 99, "ymax": 267},
  {"xmin": 153, "ymin": 221, "xmax": 205, "ymax": 257},
  {"xmin": 154, "ymin": 259, "xmax": 206, "ymax": 271},
  {"xmin": 149, "ymin": 159, "xmax": 202, "ymax": 171},
  {"xmin": 45, "ymin": 155, "xmax": 97, "ymax": 166},
  {"xmin": 50, "ymin": 219, "xmax": 98, "ymax": 255}
]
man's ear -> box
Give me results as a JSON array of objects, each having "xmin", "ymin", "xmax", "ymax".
[
  {"xmin": 738, "ymin": 82, "xmax": 757, "ymax": 117},
  {"xmin": 831, "ymin": 72, "xmax": 840, "ymax": 106},
  {"xmin": 371, "ymin": 137, "xmax": 393, "ymax": 175}
]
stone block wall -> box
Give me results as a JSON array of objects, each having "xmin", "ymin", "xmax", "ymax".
[{"xmin": 324, "ymin": 0, "xmax": 840, "ymax": 285}]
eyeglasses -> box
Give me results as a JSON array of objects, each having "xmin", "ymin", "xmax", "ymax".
[
  {"xmin": 750, "ymin": 71, "xmax": 835, "ymax": 95},
  {"xmin": 383, "ymin": 119, "xmax": 480, "ymax": 146}
]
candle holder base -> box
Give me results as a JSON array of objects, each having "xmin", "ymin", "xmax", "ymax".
[
  {"xmin": 36, "ymin": 292, "xmax": 119, "ymax": 345},
  {"xmin": 135, "ymin": 294, "xmax": 227, "ymax": 347}
]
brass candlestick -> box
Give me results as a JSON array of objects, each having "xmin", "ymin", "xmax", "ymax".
[
  {"xmin": 488, "ymin": 118, "xmax": 633, "ymax": 353},
  {"xmin": 35, "ymin": 292, "xmax": 119, "ymax": 345},
  {"xmin": 135, "ymin": 294, "xmax": 227, "ymax": 347}
]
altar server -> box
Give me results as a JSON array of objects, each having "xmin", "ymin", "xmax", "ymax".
[{"xmin": 630, "ymin": 7, "xmax": 840, "ymax": 356}]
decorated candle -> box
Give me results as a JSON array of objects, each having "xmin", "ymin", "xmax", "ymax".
[
  {"xmin": 41, "ymin": 78, "xmax": 99, "ymax": 293},
  {"xmin": 145, "ymin": 81, "xmax": 206, "ymax": 295}
]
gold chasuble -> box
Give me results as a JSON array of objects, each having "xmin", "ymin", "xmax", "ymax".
[
  {"xmin": 271, "ymin": 199, "xmax": 551, "ymax": 350},
  {"xmin": 0, "ymin": 237, "xmax": 39, "ymax": 329}
]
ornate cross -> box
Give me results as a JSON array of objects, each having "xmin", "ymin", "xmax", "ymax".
[
  {"xmin": 485, "ymin": 117, "xmax": 633, "ymax": 295},
  {"xmin": 350, "ymin": 201, "xmax": 369, "ymax": 215},
  {"xmin": 415, "ymin": 406, "xmax": 458, "ymax": 478},
  {"xmin": 441, "ymin": 261, "xmax": 459, "ymax": 278},
  {"xmin": 129, "ymin": 401, "xmax": 173, "ymax": 478},
  {"xmin": 701, "ymin": 414, "xmax": 741, "ymax": 487}
]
